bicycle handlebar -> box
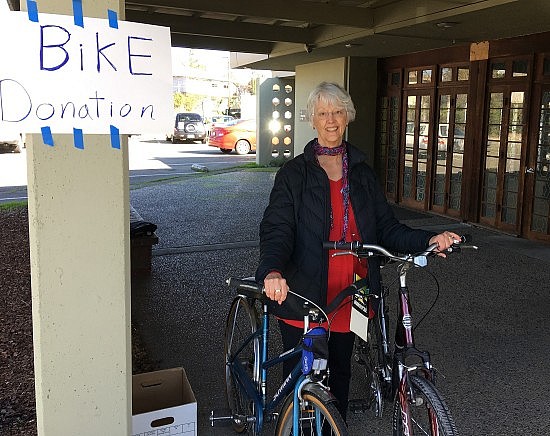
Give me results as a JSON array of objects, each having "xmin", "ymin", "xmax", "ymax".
[
  {"xmin": 322, "ymin": 234, "xmax": 475, "ymax": 262},
  {"xmin": 226, "ymin": 277, "xmax": 321, "ymax": 319},
  {"xmin": 226, "ymin": 276, "xmax": 363, "ymax": 322}
]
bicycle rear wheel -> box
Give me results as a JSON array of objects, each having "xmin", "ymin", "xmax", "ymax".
[
  {"xmin": 225, "ymin": 296, "xmax": 260, "ymax": 433},
  {"xmin": 392, "ymin": 374, "xmax": 458, "ymax": 436},
  {"xmin": 275, "ymin": 387, "xmax": 349, "ymax": 436}
]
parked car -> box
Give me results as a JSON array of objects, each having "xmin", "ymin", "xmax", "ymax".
[
  {"xmin": 211, "ymin": 115, "xmax": 235, "ymax": 128},
  {"xmin": 206, "ymin": 115, "xmax": 235, "ymax": 135},
  {"xmin": 167, "ymin": 112, "xmax": 207, "ymax": 143},
  {"xmin": 208, "ymin": 119, "xmax": 256, "ymax": 155},
  {"xmin": 0, "ymin": 132, "xmax": 25, "ymax": 153}
]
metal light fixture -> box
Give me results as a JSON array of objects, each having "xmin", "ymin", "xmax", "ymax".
[{"xmin": 435, "ymin": 21, "xmax": 458, "ymax": 29}]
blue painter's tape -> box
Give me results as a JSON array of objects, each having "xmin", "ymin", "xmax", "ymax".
[
  {"xmin": 108, "ymin": 10, "xmax": 118, "ymax": 29},
  {"xmin": 110, "ymin": 125, "xmax": 121, "ymax": 149},
  {"xmin": 41, "ymin": 127, "xmax": 54, "ymax": 146},
  {"xmin": 26, "ymin": 0, "xmax": 39, "ymax": 22},
  {"xmin": 73, "ymin": 128, "xmax": 84, "ymax": 149},
  {"xmin": 72, "ymin": 0, "xmax": 84, "ymax": 27}
]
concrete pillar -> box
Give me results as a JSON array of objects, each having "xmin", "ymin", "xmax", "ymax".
[{"xmin": 25, "ymin": 1, "xmax": 131, "ymax": 435}]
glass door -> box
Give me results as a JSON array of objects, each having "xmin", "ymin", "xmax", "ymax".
[
  {"xmin": 480, "ymin": 87, "xmax": 528, "ymax": 232},
  {"xmin": 431, "ymin": 91, "xmax": 467, "ymax": 217},
  {"xmin": 528, "ymin": 87, "xmax": 550, "ymax": 238}
]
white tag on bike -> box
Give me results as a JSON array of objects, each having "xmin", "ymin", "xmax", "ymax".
[{"xmin": 350, "ymin": 295, "xmax": 369, "ymax": 342}]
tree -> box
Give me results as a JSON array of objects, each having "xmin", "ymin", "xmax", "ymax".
[
  {"xmin": 173, "ymin": 92, "xmax": 206, "ymax": 113},
  {"xmin": 173, "ymin": 92, "xmax": 184, "ymax": 110}
]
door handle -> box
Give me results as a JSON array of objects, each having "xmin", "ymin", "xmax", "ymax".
[{"xmin": 525, "ymin": 167, "xmax": 535, "ymax": 174}]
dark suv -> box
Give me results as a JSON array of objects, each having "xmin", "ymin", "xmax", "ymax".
[{"xmin": 169, "ymin": 112, "xmax": 207, "ymax": 143}]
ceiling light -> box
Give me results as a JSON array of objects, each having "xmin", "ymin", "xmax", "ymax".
[{"xmin": 435, "ymin": 21, "xmax": 458, "ymax": 29}]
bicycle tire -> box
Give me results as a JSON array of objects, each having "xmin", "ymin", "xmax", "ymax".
[
  {"xmin": 392, "ymin": 374, "xmax": 458, "ymax": 436},
  {"xmin": 224, "ymin": 296, "xmax": 260, "ymax": 434},
  {"xmin": 275, "ymin": 387, "xmax": 349, "ymax": 436}
]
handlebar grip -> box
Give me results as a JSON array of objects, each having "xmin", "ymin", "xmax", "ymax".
[
  {"xmin": 226, "ymin": 278, "xmax": 264, "ymax": 299},
  {"xmin": 322, "ymin": 241, "xmax": 356, "ymax": 250}
]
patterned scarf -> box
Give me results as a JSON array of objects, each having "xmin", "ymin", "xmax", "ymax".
[{"xmin": 313, "ymin": 140, "xmax": 349, "ymax": 242}]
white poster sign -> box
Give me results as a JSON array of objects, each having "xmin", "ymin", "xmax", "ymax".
[{"xmin": 0, "ymin": 11, "xmax": 172, "ymax": 135}]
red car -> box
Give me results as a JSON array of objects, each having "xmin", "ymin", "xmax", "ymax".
[{"xmin": 208, "ymin": 119, "xmax": 256, "ymax": 155}]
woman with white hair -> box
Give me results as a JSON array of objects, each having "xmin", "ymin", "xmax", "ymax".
[{"xmin": 256, "ymin": 81, "xmax": 459, "ymax": 421}]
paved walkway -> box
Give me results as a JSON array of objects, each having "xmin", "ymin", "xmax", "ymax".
[{"xmin": 130, "ymin": 169, "xmax": 550, "ymax": 436}]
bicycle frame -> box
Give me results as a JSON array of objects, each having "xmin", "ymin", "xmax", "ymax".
[
  {"xmin": 390, "ymin": 260, "xmax": 437, "ymax": 435},
  {"xmin": 227, "ymin": 297, "xmax": 327, "ymax": 434}
]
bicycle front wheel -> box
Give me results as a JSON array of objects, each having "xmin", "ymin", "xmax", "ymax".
[
  {"xmin": 224, "ymin": 296, "xmax": 260, "ymax": 434},
  {"xmin": 392, "ymin": 374, "xmax": 458, "ymax": 436},
  {"xmin": 275, "ymin": 388, "xmax": 349, "ymax": 436}
]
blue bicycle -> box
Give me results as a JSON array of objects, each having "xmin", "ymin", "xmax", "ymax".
[{"xmin": 216, "ymin": 277, "xmax": 349, "ymax": 435}]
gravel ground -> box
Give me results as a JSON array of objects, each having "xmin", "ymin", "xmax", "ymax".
[{"xmin": 0, "ymin": 207, "xmax": 35, "ymax": 435}]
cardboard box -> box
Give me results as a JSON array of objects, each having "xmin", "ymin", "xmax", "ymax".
[{"xmin": 132, "ymin": 367, "xmax": 197, "ymax": 436}]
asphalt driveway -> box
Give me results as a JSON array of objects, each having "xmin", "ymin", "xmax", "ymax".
[{"xmin": 130, "ymin": 169, "xmax": 550, "ymax": 435}]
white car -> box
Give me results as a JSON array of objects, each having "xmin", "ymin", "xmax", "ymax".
[{"xmin": 0, "ymin": 132, "xmax": 25, "ymax": 153}]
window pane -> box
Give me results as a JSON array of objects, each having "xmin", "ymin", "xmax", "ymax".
[
  {"xmin": 486, "ymin": 140, "xmax": 501, "ymax": 156},
  {"xmin": 510, "ymin": 108, "xmax": 523, "ymax": 125},
  {"xmin": 491, "ymin": 62, "xmax": 506, "ymax": 79},
  {"xmin": 439, "ymin": 95, "xmax": 450, "ymax": 125},
  {"xmin": 512, "ymin": 60, "xmax": 528, "ymax": 77},
  {"xmin": 488, "ymin": 124, "xmax": 503, "ymax": 142},
  {"xmin": 511, "ymin": 91, "xmax": 525, "ymax": 108},
  {"xmin": 441, "ymin": 67, "xmax": 452, "ymax": 82},
  {"xmin": 456, "ymin": 93, "xmax": 468, "ymax": 110},
  {"xmin": 391, "ymin": 72, "xmax": 401, "ymax": 86},
  {"xmin": 457, "ymin": 68, "xmax": 469, "ymax": 81},
  {"xmin": 490, "ymin": 93, "xmax": 504, "ymax": 108},
  {"xmin": 420, "ymin": 95, "xmax": 431, "ymax": 122},
  {"xmin": 408, "ymin": 70, "xmax": 418, "ymax": 84},
  {"xmin": 407, "ymin": 95, "xmax": 417, "ymax": 121},
  {"xmin": 485, "ymin": 157, "xmax": 499, "ymax": 175},
  {"xmin": 455, "ymin": 122, "xmax": 466, "ymax": 138},
  {"xmin": 422, "ymin": 69, "xmax": 432, "ymax": 83}
]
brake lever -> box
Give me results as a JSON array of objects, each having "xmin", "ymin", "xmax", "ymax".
[
  {"xmin": 446, "ymin": 241, "xmax": 479, "ymax": 254},
  {"xmin": 331, "ymin": 251, "xmax": 359, "ymax": 258}
]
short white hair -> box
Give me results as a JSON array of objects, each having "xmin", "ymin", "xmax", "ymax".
[{"xmin": 306, "ymin": 82, "xmax": 356, "ymax": 124}]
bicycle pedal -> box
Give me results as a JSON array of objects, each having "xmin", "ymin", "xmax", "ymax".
[
  {"xmin": 209, "ymin": 409, "xmax": 235, "ymax": 427},
  {"xmin": 348, "ymin": 398, "xmax": 369, "ymax": 414}
]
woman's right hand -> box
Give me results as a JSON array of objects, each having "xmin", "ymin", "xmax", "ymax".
[{"xmin": 263, "ymin": 271, "xmax": 289, "ymax": 305}]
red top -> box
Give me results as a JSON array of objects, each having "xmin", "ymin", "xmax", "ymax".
[{"xmin": 282, "ymin": 178, "xmax": 367, "ymax": 332}]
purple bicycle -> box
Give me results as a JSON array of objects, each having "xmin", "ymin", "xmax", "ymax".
[{"xmin": 324, "ymin": 236, "xmax": 476, "ymax": 435}]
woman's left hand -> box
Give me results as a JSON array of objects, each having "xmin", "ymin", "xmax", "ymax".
[{"xmin": 429, "ymin": 231, "xmax": 462, "ymax": 257}]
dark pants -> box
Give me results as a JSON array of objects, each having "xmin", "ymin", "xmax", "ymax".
[{"xmin": 278, "ymin": 320, "xmax": 355, "ymax": 421}]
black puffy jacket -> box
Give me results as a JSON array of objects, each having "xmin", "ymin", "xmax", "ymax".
[{"xmin": 255, "ymin": 139, "xmax": 436, "ymax": 320}]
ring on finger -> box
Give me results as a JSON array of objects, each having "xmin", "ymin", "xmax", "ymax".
[{"xmin": 275, "ymin": 289, "xmax": 281, "ymax": 294}]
